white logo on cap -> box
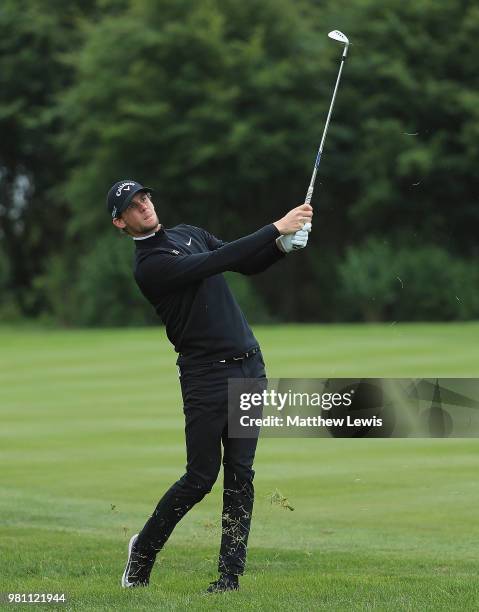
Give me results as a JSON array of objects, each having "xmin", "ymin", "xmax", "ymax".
[
  {"xmin": 116, "ymin": 181, "xmax": 136, "ymax": 197},
  {"xmin": 111, "ymin": 206, "xmax": 118, "ymax": 218}
]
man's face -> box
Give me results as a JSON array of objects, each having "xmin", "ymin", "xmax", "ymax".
[{"xmin": 112, "ymin": 191, "xmax": 159, "ymax": 236}]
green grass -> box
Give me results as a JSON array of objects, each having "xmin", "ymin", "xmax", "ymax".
[{"xmin": 1, "ymin": 323, "xmax": 479, "ymax": 611}]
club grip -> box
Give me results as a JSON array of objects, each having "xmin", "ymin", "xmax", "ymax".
[{"xmin": 305, "ymin": 187, "xmax": 314, "ymax": 206}]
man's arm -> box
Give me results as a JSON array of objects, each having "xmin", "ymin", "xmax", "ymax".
[
  {"xmin": 137, "ymin": 224, "xmax": 281, "ymax": 290},
  {"xmin": 201, "ymin": 229, "xmax": 286, "ymax": 276},
  {"xmin": 136, "ymin": 204, "xmax": 313, "ymax": 291}
]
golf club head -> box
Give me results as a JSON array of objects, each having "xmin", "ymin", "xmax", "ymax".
[{"xmin": 328, "ymin": 30, "xmax": 349, "ymax": 45}]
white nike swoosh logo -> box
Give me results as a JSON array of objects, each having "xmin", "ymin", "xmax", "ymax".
[
  {"xmin": 186, "ymin": 237, "xmax": 192, "ymax": 246},
  {"xmin": 122, "ymin": 534, "xmax": 138, "ymax": 588}
]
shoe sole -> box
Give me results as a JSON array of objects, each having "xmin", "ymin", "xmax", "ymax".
[
  {"xmin": 121, "ymin": 533, "xmax": 139, "ymax": 588},
  {"xmin": 206, "ymin": 583, "xmax": 239, "ymax": 594}
]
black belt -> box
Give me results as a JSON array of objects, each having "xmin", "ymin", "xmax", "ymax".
[{"xmin": 219, "ymin": 347, "xmax": 260, "ymax": 364}]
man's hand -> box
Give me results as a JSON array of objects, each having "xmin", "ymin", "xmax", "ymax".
[
  {"xmin": 273, "ymin": 204, "xmax": 313, "ymax": 235},
  {"xmin": 276, "ymin": 222, "xmax": 312, "ymax": 253}
]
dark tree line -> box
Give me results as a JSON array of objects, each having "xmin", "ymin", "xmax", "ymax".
[{"xmin": 1, "ymin": 0, "xmax": 478, "ymax": 325}]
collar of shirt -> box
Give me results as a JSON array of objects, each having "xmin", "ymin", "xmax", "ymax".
[
  {"xmin": 133, "ymin": 232, "xmax": 157, "ymax": 241},
  {"xmin": 134, "ymin": 227, "xmax": 169, "ymax": 250}
]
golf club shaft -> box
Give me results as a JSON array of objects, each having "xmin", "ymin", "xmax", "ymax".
[{"xmin": 305, "ymin": 47, "xmax": 348, "ymax": 206}]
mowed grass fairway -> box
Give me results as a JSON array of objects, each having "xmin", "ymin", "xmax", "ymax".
[{"xmin": 1, "ymin": 323, "xmax": 479, "ymax": 611}]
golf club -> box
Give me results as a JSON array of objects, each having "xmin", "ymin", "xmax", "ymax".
[{"xmin": 304, "ymin": 30, "xmax": 349, "ymax": 208}]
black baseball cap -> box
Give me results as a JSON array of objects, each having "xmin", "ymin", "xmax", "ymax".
[{"xmin": 106, "ymin": 180, "xmax": 154, "ymax": 219}]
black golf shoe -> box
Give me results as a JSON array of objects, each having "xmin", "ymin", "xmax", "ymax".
[
  {"xmin": 121, "ymin": 534, "xmax": 155, "ymax": 588},
  {"xmin": 206, "ymin": 573, "xmax": 239, "ymax": 593}
]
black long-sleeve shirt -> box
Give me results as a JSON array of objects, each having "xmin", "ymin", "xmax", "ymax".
[{"xmin": 134, "ymin": 223, "xmax": 284, "ymax": 364}]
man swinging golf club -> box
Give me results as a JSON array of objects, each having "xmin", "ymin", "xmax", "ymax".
[{"xmin": 107, "ymin": 180, "xmax": 312, "ymax": 593}]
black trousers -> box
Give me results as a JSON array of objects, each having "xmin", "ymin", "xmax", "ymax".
[{"xmin": 135, "ymin": 350, "xmax": 265, "ymax": 575}]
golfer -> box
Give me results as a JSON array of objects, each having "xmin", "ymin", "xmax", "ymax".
[{"xmin": 107, "ymin": 180, "xmax": 312, "ymax": 592}]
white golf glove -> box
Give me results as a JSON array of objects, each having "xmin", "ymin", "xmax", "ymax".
[{"xmin": 276, "ymin": 222, "xmax": 312, "ymax": 253}]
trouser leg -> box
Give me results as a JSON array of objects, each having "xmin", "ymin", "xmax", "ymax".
[
  {"xmin": 135, "ymin": 368, "xmax": 225, "ymax": 557},
  {"xmin": 135, "ymin": 471, "xmax": 217, "ymax": 557},
  {"xmin": 218, "ymin": 350, "xmax": 266, "ymax": 575},
  {"xmin": 218, "ymin": 435, "xmax": 259, "ymax": 575}
]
